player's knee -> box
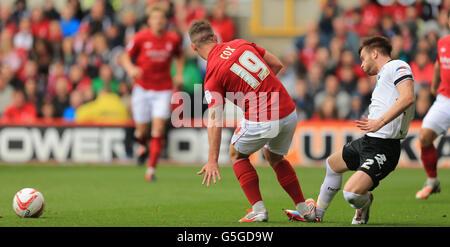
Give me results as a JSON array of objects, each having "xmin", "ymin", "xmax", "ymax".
[
  {"xmin": 419, "ymin": 129, "xmax": 436, "ymax": 147},
  {"xmin": 343, "ymin": 191, "xmax": 366, "ymax": 209}
]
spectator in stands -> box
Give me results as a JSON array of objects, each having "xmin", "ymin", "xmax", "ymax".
[
  {"xmin": 315, "ymin": 46, "xmax": 337, "ymax": 75},
  {"xmin": 208, "ymin": 1, "xmax": 236, "ymax": 43},
  {"xmin": 13, "ymin": 17, "xmax": 33, "ymax": 51},
  {"xmin": 75, "ymin": 90, "xmax": 129, "ymax": 124},
  {"xmin": 391, "ymin": 34, "xmax": 408, "ymax": 61},
  {"xmin": 63, "ymin": 90, "xmax": 84, "ymax": 122},
  {"xmin": 81, "ymin": 1, "xmax": 112, "ymax": 35},
  {"xmin": 60, "ymin": 4, "xmax": 80, "ymax": 37},
  {"xmin": 60, "ymin": 37, "xmax": 77, "ymax": 69},
  {"xmin": 30, "ymin": 38, "xmax": 53, "ymax": 75},
  {"xmin": 69, "ymin": 64, "xmax": 91, "ymax": 92},
  {"xmin": 0, "ymin": 4, "xmax": 16, "ymax": 34},
  {"xmin": 0, "ymin": 64, "xmax": 22, "ymax": 90},
  {"xmin": 30, "ymin": 7, "xmax": 50, "ymax": 39},
  {"xmin": 346, "ymin": 93, "xmax": 364, "ymax": 120},
  {"xmin": 380, "ymin": 14, "xmax": 399, "ymax": 39},
  {"xmin": 0, "ymin": 70, "xmax": 14, "ymax": 116},
  {"xmin": 411, "ymin": 50, "xmax": 434, "ymax": 87},
  {"xmin": 23, "ymin": 78, "xmax": 42, "ymax": 112},
  {"xmin": 76, "ymin": 52, "xmax": 97, "ymax": 78},
  {"xmin": 43, "ymin": 0, "xmax": 60, "ymax": 20},
  {"xmin": 331, "ymin": 16, "xmax": 360, "ymax": 58},
  {"xmin": 12, "ymin": 0, "xmax": 29, "ymax": 24},
  {"xmin": 2, "ymin": 88, "xmax": 37, "ymax": 123},
  {"xmin": 40, "ymin": 98, "xmax": 55, "ymax": 122},
  {"xmin": 52, "ymin": 77, "xmax": 71, "ymax": 117},
  {"xmin": 312, "ymin": 95, "xmax": 339, "ymax": 120},
  {"xmin": 92, "ymin": 64, "xmax": 119, "ymax": 95},
  {"xmin": 339, "ymin": 65, "xmax": 358, "ymax": 94},
  {"xmin": 414, "ymin": 85, "xmax": 433, "ymax": 120},
  {"xmin": 46, "ymin": 61, "xmax": 67, "ymax": 98},
  {"xmin": 293, "ymin": 78, "xmax": 314, "ymax": 120},
  {"xmin": 298, "ymin": 30, "xmax": 320, "ymax": 71},
  {"xmin": 314, "ymin": 74, "xmax": 351, "ymax": 119},
  {"xmin": 355, "ymin": 76, "xmax": 372, "ymax": 112},
  {"xmin": 1, "ymin": 29, "xmax": 27, "ymax": 75},
  {"xmin": 90, "ymin": 33, "xmax": 111, "ymax": 69},
  {"xmin": 305, "ymin": 62, "xmax": 325, "ymax": 96}
]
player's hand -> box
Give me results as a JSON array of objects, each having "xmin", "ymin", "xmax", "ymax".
[
  {"xmin": 173, "ymin": 74, "xmax": 183, "ymax": 90},
  {"xmin": 355, "ymin": 116, "xmax": 384, "ymax": 133},
  {"xmin": 197, "ymin": 161, "xmax": 221, "ymax": 187},
  {"xmin": 127, "ymin": 66, "xmax": 142, "ymax": 80},
  {"xmin": 430, "ymin": 86, "xmax": 438, "ymax": 97}
]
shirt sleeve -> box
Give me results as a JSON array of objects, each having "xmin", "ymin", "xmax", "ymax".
[
  {"xmin": 250, "ymin": 42, "xmax": 266, "ymax": 57},
  {"xmin": 204, "ymin": 72, "xmax": 225, "ymax": 108},
  {"xmin": 126, "ymin": 33, "xmax": 140, "ymax": 58},
  {"xmin": 393, "ymin": 63, "xmax": 414, "ymax": 86}
]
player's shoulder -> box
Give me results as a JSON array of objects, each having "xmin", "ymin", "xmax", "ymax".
[
  {"xmin": 386, "ymin": 59, "xmax": 411, "ymax": 72},
  {"xmin": 437, "ymin": 34, "xmax": 450, "ymax": 46}
]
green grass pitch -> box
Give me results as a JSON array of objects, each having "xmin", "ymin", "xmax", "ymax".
[{"xmin": 0, "ymin": 164, "xmax": 449, "ymax": 227}]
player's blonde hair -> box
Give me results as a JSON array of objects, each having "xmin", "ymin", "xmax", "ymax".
[
  {"xmin": 146, "ymin": 3, "xmax": 167, "ymax": 18},
  {"xmin": 188, "ymin": 20, "xmax": 216, "ymax": 47}
]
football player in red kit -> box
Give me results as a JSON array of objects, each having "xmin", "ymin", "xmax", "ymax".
[
  {"xmin": 416, "ymin": 12, "xmax": 450, "ymax": 199},
  {"xmin": 188, "ymin": 20, "xmax": 316, "ymax": 223},
  {"xmin": 122, "ymin": 5, "xmax": 184, "ymax": 181}
]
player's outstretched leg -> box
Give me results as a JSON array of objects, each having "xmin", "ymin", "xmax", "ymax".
[
  {"xmin": 343, "ymin": 191, "xmax": 373, "ymax": 225},
  {"xmin": 272, "ymin": 159, "xmax": 316, "ymax": 222},
  {"xmin": 315, "ymin": 150, "xmax": 347, "ymax": 222},
  {"xmin": 416, "ymin": 129, "xmax": 440, "ymax": 199},
  {"xmin": 343, "ymin": 171, "xmax": 374, "ymax": 225},
  {"xmin": 233, "ymin": 158, "xmax": 268, "ymax": 222}
]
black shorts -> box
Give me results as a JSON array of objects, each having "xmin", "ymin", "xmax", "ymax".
[{"xmin": 342, "ymin": 135, "xmax": 401, "ymax": 191}]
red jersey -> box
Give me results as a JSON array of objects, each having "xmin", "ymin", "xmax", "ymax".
[
  {"xmin": 437, "ymin": 35, "xmax": 450, "ymax": 98},
  {"xmin": 2, "ymin": 103, "xmax": 37, "ymax": 123},
  {"xmin": 126, "ymin": 29, "xmax": 182, "ymax": 91},
  {"xmin": 204, "ymin": 39, "xmax": 295, "ymax": 121}
]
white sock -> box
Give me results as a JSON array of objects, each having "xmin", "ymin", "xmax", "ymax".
[
  {"xmin": 343, "ymin": 191, "xmax": 370, "ymax": 209},
  {"xmin": 252, "ymin": 201, "xmax": 266, "ymax": 213},
  {"xmin": 316, "ymin": 159, "xmax": 342, "ymax": 218},
  {"xmin": 146, "ymin": 167, "xmax": 155, "ymax": 175}
]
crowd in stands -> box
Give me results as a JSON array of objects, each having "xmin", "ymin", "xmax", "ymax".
[{"xmin": 0, "ymin": 0, "xmax": 448, "ymax": 124}]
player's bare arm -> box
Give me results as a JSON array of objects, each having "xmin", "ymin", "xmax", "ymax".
[
  {"xmin": 121, "ymin": 53, "xmax": 142, "ymax": 80},
  {"xmin": 263, "ymin": 51, "xmax": 284, "ymax": 75},
  {"xmin": 431, "ymin": 61, "xmax": 441, "ymax": 96},
  {"xmin": 356, "ymin": 79, "xmax": 415, "ymax": 133},
  {"xmin": 173, "ymin": 53, "xmax": 185, "ymax": 89},
  {"xmin": 197, "ymin": 105, "xmax": 223, "ymax": 187}
]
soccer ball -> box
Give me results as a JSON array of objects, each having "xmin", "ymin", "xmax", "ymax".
[{"xmin": 12, "ymin": 188, "xmax": 45, "ymax": 218}]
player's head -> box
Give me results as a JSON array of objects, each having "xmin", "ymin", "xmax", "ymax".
[
  {"xmin": 147, "ymin": 4, "xmax": 167, "ymax": 34},
  {"xmin": 358, "ymin": 36, "xmax": 392, "ymax": 76},
  {"xmin": 188, "ymin": 20, "xmax": 218, "ymax": 58}
]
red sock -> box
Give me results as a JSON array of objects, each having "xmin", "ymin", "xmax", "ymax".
[
  {"xmin": 148, "ymin": 136, "xmax": 164, "ymax": 169},
  {"xmin": 421, "ymin": 145, "xmax": 438, "ymax": 178},
  {"xmin": 233, "ymin": 159, "xmax": 262, "ymax": 205},
  {"xmin": 273, "ymin": 159, "xmax": 305, "ymax": 205}
]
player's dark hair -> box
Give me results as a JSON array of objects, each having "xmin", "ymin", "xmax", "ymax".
[
  {"xmin": 358, "ymin": 36, "xmax": 392, "ymax": 57},
  {"xmin": 188, "ymin": 20, "xmax": 216, "ymax": 47}
]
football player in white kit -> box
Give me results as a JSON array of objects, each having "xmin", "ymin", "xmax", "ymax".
[{"xmin": 312, "ymin": 36, "xmax": 415, "ymax": 224}]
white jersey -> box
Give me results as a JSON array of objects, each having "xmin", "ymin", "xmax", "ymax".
[{"xmin": 366, "ymin": 59, "xmax": 415, "ymax": 139}]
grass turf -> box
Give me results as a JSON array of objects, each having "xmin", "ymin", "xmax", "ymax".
[{"xmin": 0, "ymin": 164, "xmax": 449, "ymax": 227}]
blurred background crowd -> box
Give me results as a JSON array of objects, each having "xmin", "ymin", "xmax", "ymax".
[{"xmin": 0, "ymin": 0, "xmax": 449, "ymax": 124}]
